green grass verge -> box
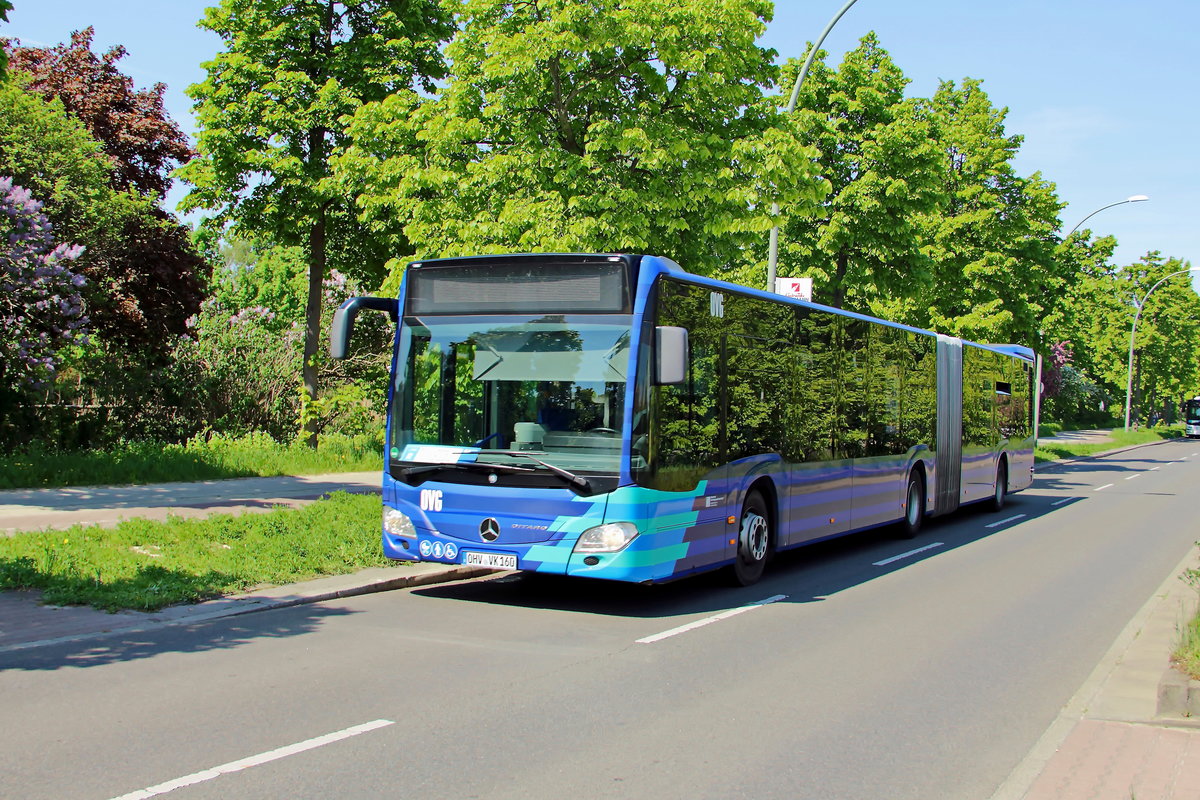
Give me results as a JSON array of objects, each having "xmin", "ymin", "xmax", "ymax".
[
  {"xmin": 1175, "ymin": 606, "xmax": 1200, "ymax": 681},
  {"xmin": 1035, "ymin": 426, "xmax": 1183, "ymax": 463},
  {"xmin": 0, "ymin": 432, "xmax": 384, "ymax": 490},
  {"xmin": 0, "ymin": 492, "xmax": 392, "ymax": 612},
  {"xmin": 1174, "ymin": 567, "xmax": 1200, "ymax": 681}
]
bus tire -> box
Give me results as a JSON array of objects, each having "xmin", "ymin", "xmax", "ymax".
[
  {"xmin": 899, "ymin": 469, "xmax": 925, "ymax": 539},
  {"xmin": 732, "ymin": 490, "xmax": 771, "ymax": 586},
  {"xmin": 990, "ymin": 459, "xmax": 1008, "ymax": 512}
]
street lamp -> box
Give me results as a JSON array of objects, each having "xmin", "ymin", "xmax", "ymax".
[
  {"xmin": 1124, "ymin": 267, "xmax": 1198, "ymax": 431},
  {"xmin": 1065, "ymin": 194, "xmax": 1149, "ymax": 239},
  {"xmin": 766, "ymin": 0, "xmax": 863, "ymax": 292}
]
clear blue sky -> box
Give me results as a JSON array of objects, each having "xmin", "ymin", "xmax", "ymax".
[{"xmin": 5, "ymin": 0, "xmax": 1197, "ymax": 276}]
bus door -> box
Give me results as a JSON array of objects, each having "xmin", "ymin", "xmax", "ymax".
[
  {"xmin": 843, "ymin": 320, "xmax": 908, "ymax": 530},
  {"xmin": 783, "ymin": 306, "xmax": 849, "ymax": 545}
]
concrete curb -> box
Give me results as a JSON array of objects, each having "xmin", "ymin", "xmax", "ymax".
[{"xmin": 1158, "ymin": 668, "xmax": 1200, "ymax": 718}]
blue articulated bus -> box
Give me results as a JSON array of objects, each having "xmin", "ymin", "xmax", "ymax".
[{"xmin": 331, "ymin": 253, "xmax": 1038, "ymax": 586}]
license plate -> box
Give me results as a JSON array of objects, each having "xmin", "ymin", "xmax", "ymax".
[{"xmin": 463, "ymin": 551, "xmax": 517, "ymax": 569}]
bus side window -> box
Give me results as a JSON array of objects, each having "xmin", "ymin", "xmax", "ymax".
[{"xmin": 645, "ymin": 280, "xmax": 721, "ymax": 491}]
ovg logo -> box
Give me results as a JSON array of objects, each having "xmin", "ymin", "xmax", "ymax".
[{"xmin": 479, "ymin": 518, "xmax": 500, "ymax": 542}]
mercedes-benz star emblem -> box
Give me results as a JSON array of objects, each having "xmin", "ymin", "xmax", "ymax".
[{"xmin": 479, "ymin": 518, "xmax": 500, "ymax": 542}]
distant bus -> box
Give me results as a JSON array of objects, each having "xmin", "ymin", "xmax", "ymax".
[
  {"xmin": 331, "ymin": 253, "xmax": 1038, "ymax": 586},
  {"xmin": 1186, "ymin": 398, "xmax": 1200, "ymax": 438}
]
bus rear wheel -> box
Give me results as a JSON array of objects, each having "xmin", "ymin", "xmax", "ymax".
[
  {"xmin": 990, "ymin": 460, "xmax": 1008, "ymax": 512},
  {"xmin": 732, "ymin": 490, "xmax": 772, "ymax": 586},
  {"xmin": 899, "ymin": 470, "xmax": 925, "ymax": 539}
]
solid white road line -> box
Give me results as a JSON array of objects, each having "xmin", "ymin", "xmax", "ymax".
[
  {"xmin": 636, "ymin": 595, "xmax": 788, "ymax": 644},
  {"xmin": 1094, "ymin": 483, "xmax": 1114, "ymax": 492},
  {"xmin": 109, "ymin": 719, "xmax": 395, "ymax": 800},
  {"xmin": 985, "ymin": 514, "xmax": 1027, "ymax": 529},
  {"xmin": 873, "ymin": 542, "xmax": 945, "ymax": 567}
]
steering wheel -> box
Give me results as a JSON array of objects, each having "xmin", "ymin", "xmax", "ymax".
[{"xmin": 587, "ymin": 427, "xmax": 618, "ymax": 434}]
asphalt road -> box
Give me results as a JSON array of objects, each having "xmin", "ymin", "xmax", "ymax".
[{"xmin": 2, "ymin": 441, "xmax": 1198, "ymax": 799}]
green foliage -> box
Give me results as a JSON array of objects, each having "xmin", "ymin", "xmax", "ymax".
[
  {"xmin": 214, "ymin": 238, "xmax": 309, "ymax": 323},
  {"xmin": 336, "ymin": 0, "xmax": 823, "ymax": 285},
  {"xmin": 1053, "ymin": 253, "xmax": 1200, "ymax": 423},
  {"xmin": 777, "ymin": 34, "xmax": 942, "ymax": 312},
  {"xmin": 913, "ymin": 78, "xmax": 1065, "ymax": 345},
  {"xmin": 0, "ymin": 491, "xmax": 390, "ymax": 611},
  {"xmin": 0, "ymin": 1, "xmax": 11, "ymax": 78},
  {"xmin": 0, "ymin": 431, "xmax": 383, "ymax": 490},
  {"xmin": 0, "ymin": 79, "xmax": 142, "ymax": 246}
]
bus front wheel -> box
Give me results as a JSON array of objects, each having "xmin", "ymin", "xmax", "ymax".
[{"xmin": 732, "ymin": 490, "xmax": 772, "ymax": 586}]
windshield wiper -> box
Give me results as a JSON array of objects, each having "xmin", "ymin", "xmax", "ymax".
[
  {"xmin": 396, "ymin": 460, "xmax": 535, "ymax": 484},
  {"xmin": 479, "ymin": 451, "xmax": 595, "ymax": 495}
]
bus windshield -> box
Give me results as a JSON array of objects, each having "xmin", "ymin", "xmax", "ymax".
[{"xmin": 392, "ymin": 314, "xmax": 632, "ymax": 476}]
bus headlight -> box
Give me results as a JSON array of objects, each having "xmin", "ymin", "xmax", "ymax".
[
  {"xmin": 574, "ymin": 522, "xmax": 639, "ymax": 553},
  {"xmin": 383, "ymin": 507, "xmax": 416, "ymax": 537}
]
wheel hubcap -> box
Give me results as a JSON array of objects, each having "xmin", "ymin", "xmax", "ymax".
[
  {"xmin": 741, "ymin": 512, "xmax": 768, "ymax": 562},
  {"xmin": 907, "ymin": 483, "xmax": 920, "ymax": 525}
]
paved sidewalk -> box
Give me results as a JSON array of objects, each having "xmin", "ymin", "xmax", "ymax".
[
  {"xmin": 1039, "ymin": 428, "xmax": 1117, "ymax": 444},
  {"xmin": 0, "ymin": 471, "xmax": 380, "ymax": 534}
]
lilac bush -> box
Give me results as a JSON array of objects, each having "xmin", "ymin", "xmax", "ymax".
[{"xmin": 0, "ymin": 177, "xmax": 88, "ymax": 389}]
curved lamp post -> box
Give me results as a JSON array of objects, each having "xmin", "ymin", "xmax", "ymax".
[
  {"xmin": 1066, "ymin": 194, "xmax": 1149, "ymax": 239},
  {"xmin": 1124, "ymin": 267, "xmax": 1197, "ymax": 431},
  {"xmin": 766, "ymin": 0, "xmax": 863, "ymax": 292}
]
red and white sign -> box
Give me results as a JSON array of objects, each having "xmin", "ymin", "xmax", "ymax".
[{"xmin": 775, "ymin": 277, "xmax": 813, "ymax": 301}]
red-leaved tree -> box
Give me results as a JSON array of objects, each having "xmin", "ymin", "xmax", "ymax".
[{"xmin": 5, "ymin": 27, "xmax": 193, "ymax": 197}]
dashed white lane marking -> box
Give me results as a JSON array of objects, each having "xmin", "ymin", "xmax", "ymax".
[
  {"xmin": 1150, "ymin": 466, "xmax": 1161, "ymax": 471},
  {"xmin": 985, "ymin": 514, "xmax": 1027, "ymax": 529},
  {"xmin": 1051, "ymin": 498, "xmax": 1077, "ymax": 507},
  {"xmin": 1125, "ymin": 474, "xmax": 1140, "ymax": 480},
  {"xmin": 636, "ymin": 595, "xmax": 788, "ymax": 644},
  {"xmin": 109, "ymin": 719, "xmax": 395, "ymax": 800},
  {"xmin": 1095, "ymin": 483, "xmax": 1114, "ymax": 492},
  {"xmin": 872, "ymin": 542, "xmax": 945, "ymax": 567}
]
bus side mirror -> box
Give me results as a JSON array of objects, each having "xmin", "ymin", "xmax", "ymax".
[
  {"xmin": 655, "ymin": 326, "xmax": 688, "ymax": 385},
  {"xmin": 330, "ymin": 296, "xmax": 398, "ymax": 360}
]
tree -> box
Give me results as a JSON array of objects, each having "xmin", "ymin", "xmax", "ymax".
[
  {"xmin": 1107, "ymin": 255, "xmax": 1200, "ymax": 422},
  {"xmin": 775, "ymin": 34, "xmax": 943, "ymax": 312},
  {"xmin": 335, "ymin": 0, "xmax": 824, "ymax": 287},
  {"xmin": 914, "ymin": 78, "xmax": 1066, "ymax": 345},
  {"xmin": 0, "ymin": 177, "xmax": 87, "ymax": 439},
  {"xmin": 5, "ymin": 28, "xmax": 193, "ymax": 198},
  {"xmin": 178, "ymin": 0, "xmax": 454, "ymax": 446},
  {"xmin": 0, "ymin": 1, "xmax": 11, "ymax": 78},
  {"xmin": 0, "ymin": 80, "xmax": 206, "ymax": 353}
]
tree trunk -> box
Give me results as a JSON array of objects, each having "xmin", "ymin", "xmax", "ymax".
[
  {"xmin": 302, "ymin": 205, "xmax": 326, "ymax": 449},
  {"xmin": 832, "ymin": 248, "xmax": 850, "ymax": 309}
]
